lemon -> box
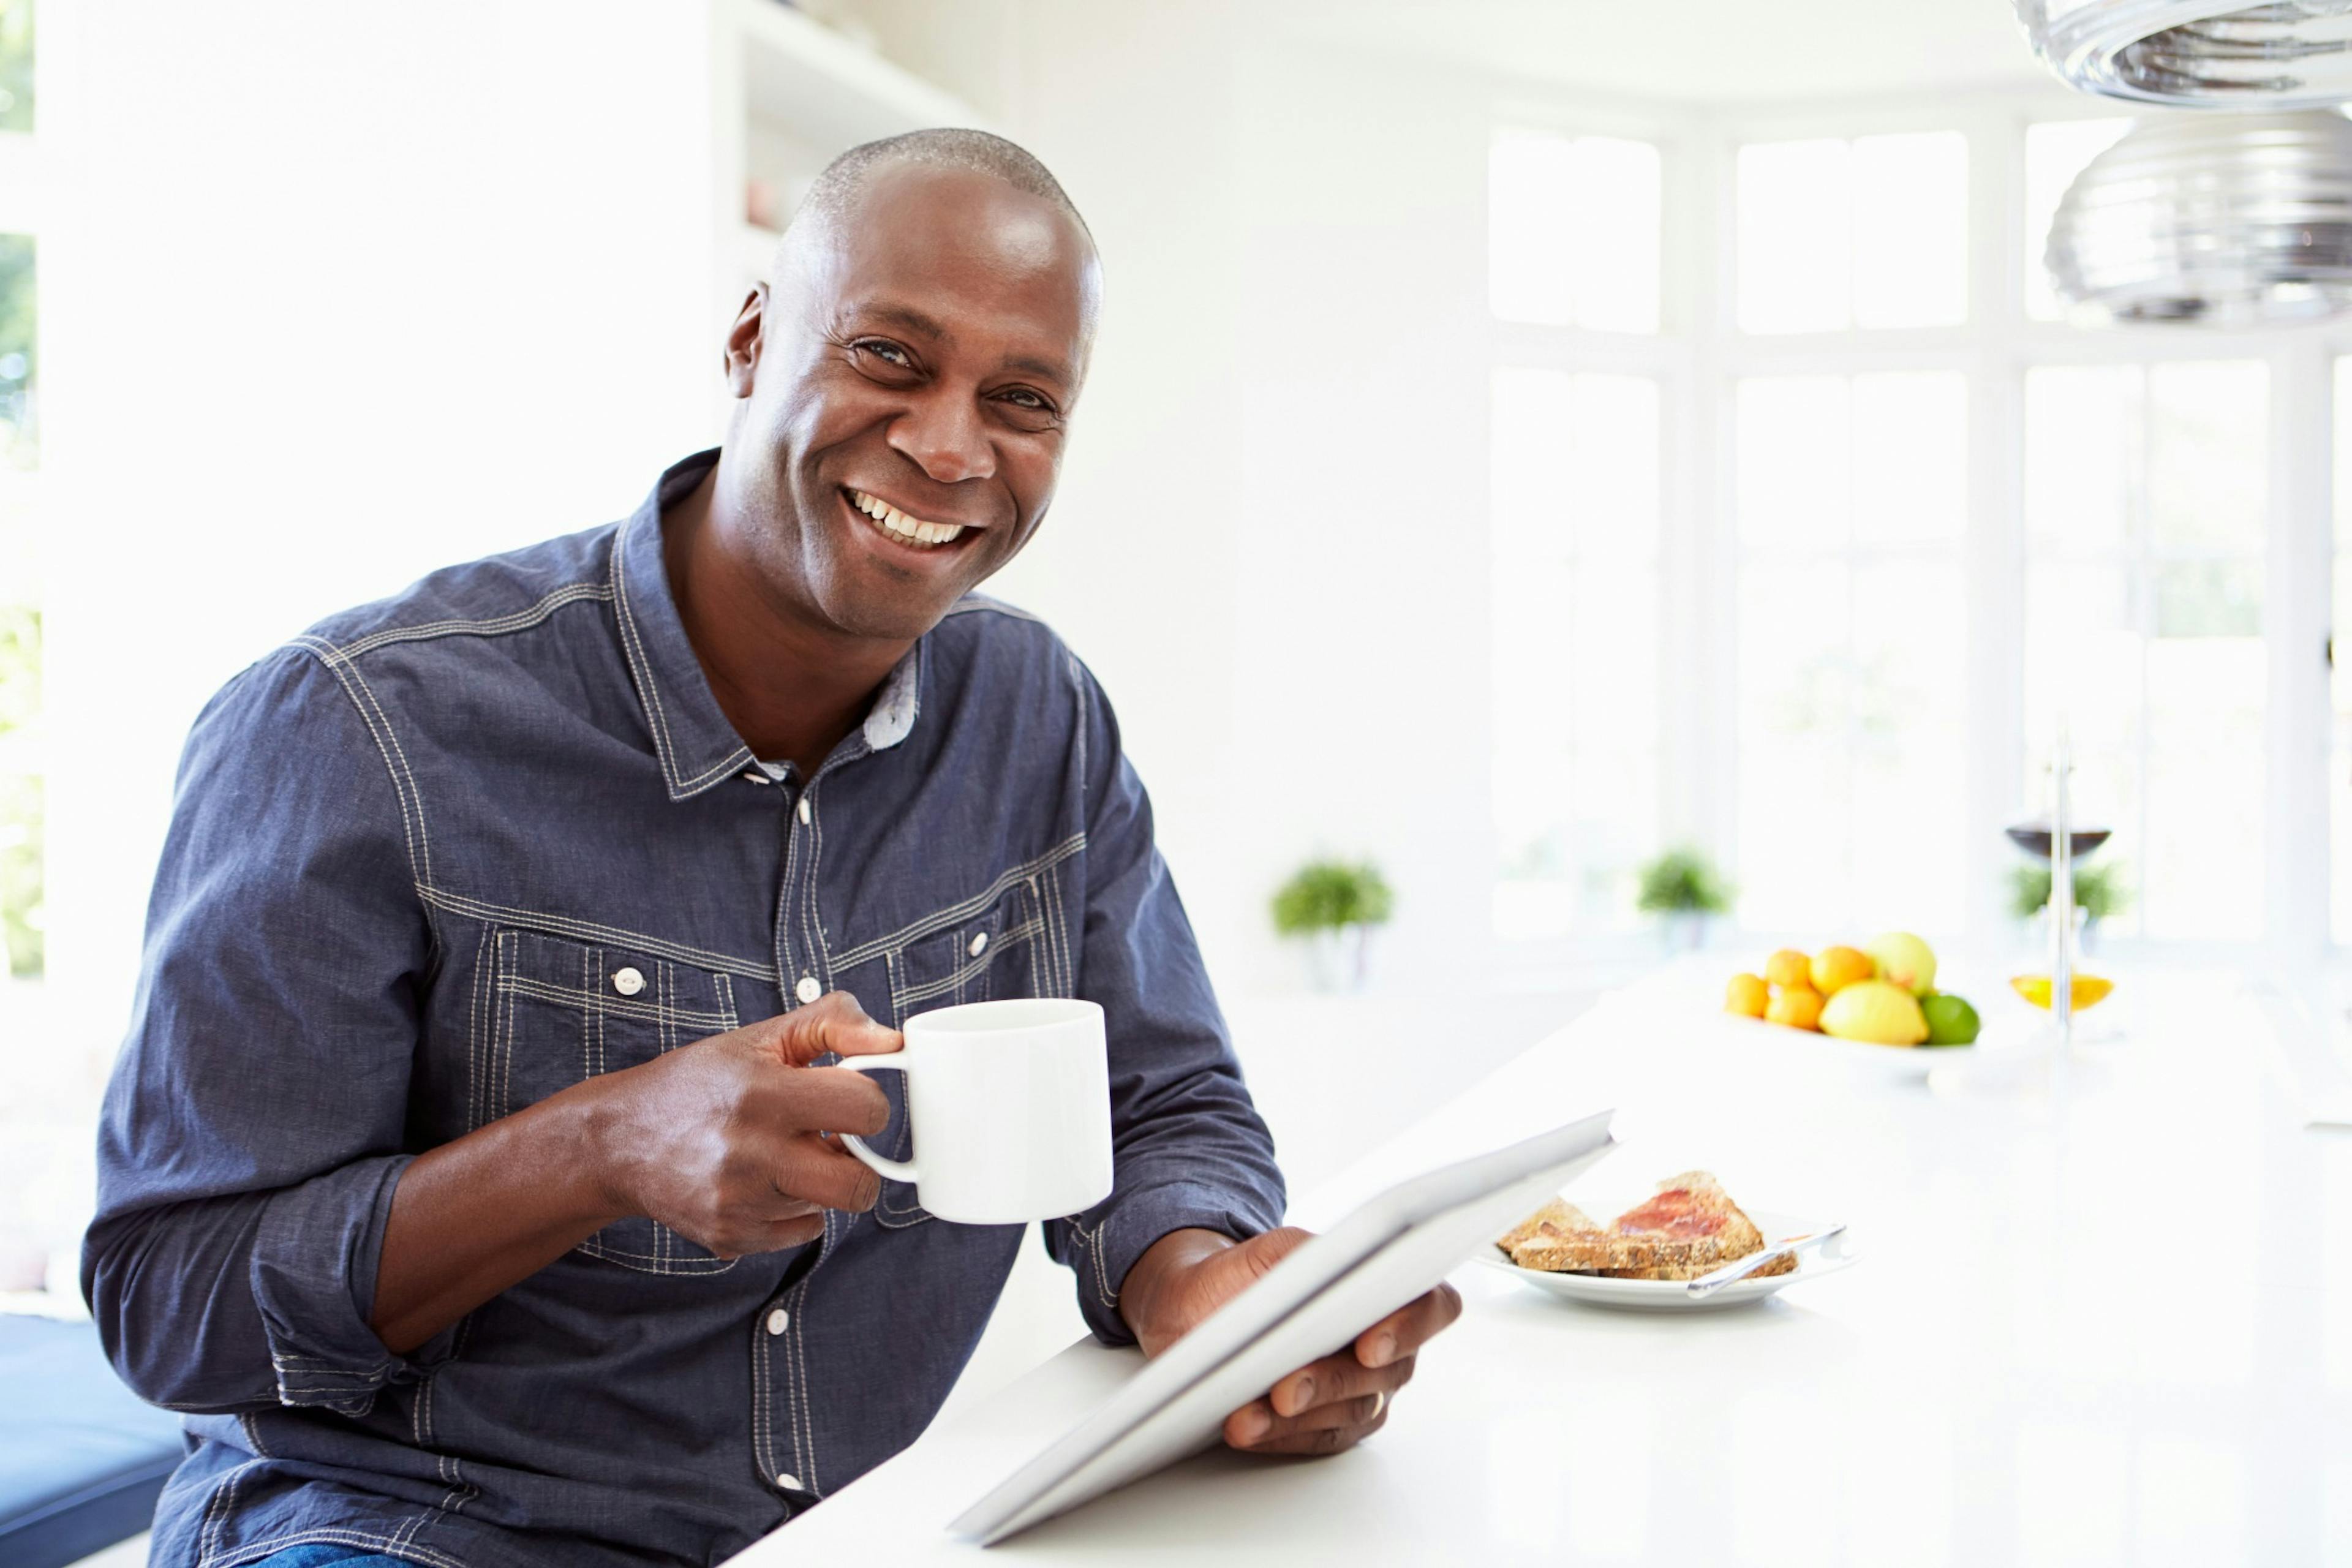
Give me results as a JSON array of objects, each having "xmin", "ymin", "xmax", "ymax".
[
  {"xmin": 1764, "ymin": 949, "xmax": 1812, "ymax": 990},
  {"xmin": 1863, "ymin": 932, "xmax": 1938, "ymax": 997},
  {"xmin": 1765, "ymin": 984, "xmax": 1824, "ymax": 1031},
  {"xmin": 1819, "ymin": 979, "xmax": 1929, "ymax": 1046},
  {"xmin": 1725, "ymin": 973, "xmax": 1770, "ymax": 1018},
  {"xmin": 1810, "ymin": 945, "xmax": 1875, "ymax": 996},
  {"xmin": 2010, "ymin": 974, "xmax": 2113, "ymax": 1011}
]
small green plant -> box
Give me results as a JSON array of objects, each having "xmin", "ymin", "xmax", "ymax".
[
  {"xmin": 1271, "ymin": 859, "xmax": 1393, "ymax": 937},
  {"xmin": 1635, "ymin": 846, "xmax": 1732, "ymax": 917},
  {"xmin": 2010, "ymin": 862, "xmax": 2130, "ymax": 922}
]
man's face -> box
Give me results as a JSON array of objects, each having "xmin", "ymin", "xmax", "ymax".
[{"xmin": 723, "ymin": 163, "xmax": 1098, "ymax": 642}]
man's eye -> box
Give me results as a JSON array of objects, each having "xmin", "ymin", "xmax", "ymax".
[
  {"xmin": 999, "ymin": 388, "xmax": 1054, "ymax": 413},
  {"xmin": 856, "ymin": 340, "xmax": 912, "ymax": 368}
]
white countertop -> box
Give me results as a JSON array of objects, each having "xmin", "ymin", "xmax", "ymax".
[{"xmin": 735, "ymin": 966, "xmax": 2352, "ymax": 1566}]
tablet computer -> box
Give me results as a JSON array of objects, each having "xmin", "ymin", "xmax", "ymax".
[{"xmin": 948, "ymin": 1109, "xmax": 1617, "ymax": 1545}]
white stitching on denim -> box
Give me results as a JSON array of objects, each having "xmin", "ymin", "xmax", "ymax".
[
  {"xmin": 499, "ymin": 932, "xmax": 518, "ymax": 1120},
  {"xmin": 715, "ymin": 971, "xmax": 738, "ymax": 1031},
  {"xmin": 328, "ymin": 582, "xmax": 613, "ymax": 660},
  {"xmin": 1038, "ymin": 870, "xmax": 1069, "ymax": 997},
  {"xmin": 238, "ymin": 1412, "xmax": 268, "ymax": 1458},
  {"xmin": 306, "ymin": 643, "xmax": 437, "ymax": 892},
  {"xmin": 200, "ymin": 1456, "xmax": 268, "ymax": 1566},
  {"xmin": 790, "ymin": 1272, "xmax": 818, "ymax": 1493},
  {"xmin": 288, "ymin": 638, "xmax": 428, "ymax": 892},
  {"xmin": 894, "ymin": 918, "xmax": 1041, "ymax": 1008},
  {"xmin": 415, "ymin": 885, "xmax": 772, "ymax": 978},
  {"xmin": 612, "ymin": 530, "xmax": 753, "ymax": 796},
  {"xmin": 499, "ymin": 973, "xmax": 734, "ymax": 1031},
  {"xmin": 466, "ymin": 924, "xmax": 491, "ymax": 1131},
  {"xmin": 827, "ymin": 835, "xmax": 1087, "ymax": 968},
  {"xmin": 804, "ymin": 785, "xmax": 828, "ymax": 992}
]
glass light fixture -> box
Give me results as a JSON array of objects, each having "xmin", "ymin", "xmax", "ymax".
[
  {"xmin": 2045, "ymin": 109, "xmax": 2352, "ymax": 323},
  {"xmin": 2019, "ymin": 0, "xmax": 2352, "ymax": 108}
]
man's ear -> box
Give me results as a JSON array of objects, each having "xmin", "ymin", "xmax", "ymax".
[{"xmin": 723, "ymin": 284, "xmax": 767, "ymax": 399}]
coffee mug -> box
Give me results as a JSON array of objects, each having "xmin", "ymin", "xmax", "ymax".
[{"xmin": 838, "ymin": 997, "xmax": 1114, "ymax": 1225}]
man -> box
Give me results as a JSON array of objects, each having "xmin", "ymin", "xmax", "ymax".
[{"xmin": 83, "ymin": 129, "xmax": 1458, "ymax": 1568}]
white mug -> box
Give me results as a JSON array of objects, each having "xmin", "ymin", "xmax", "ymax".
[{"xmin": 838, "ymin": 997, "xmax": 1114, "ymax": 1225}]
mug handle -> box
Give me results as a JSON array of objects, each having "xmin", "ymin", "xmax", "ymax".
[{"xmin": 835, "ymin": 1054, "xmax": 917, "ymax": 1183}]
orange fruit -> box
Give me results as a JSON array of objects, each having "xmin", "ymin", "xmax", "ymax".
[
  {"xmin": 2010, "ymin": 974, "xmax": 2113, "ymax": 1011},
  {"xmin": 1810, "ymin": 946, "xmax": 1875, "ymax": 996},
  {"xmin": 1763, "ymin": 949, "xmax": 1812, "ymax": 990},
  {"xmin": 1765, "ymin": 984, "xmax": 1825, "ymax": 1030},
  {"xmin": 1725, "ymin": 973, "xmax": 1770, "ymax": 1018}
]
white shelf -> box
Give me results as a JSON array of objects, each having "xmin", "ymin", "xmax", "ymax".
[{"xmin": 729, "ymin": 0, "xmax": 981, "ymax": 148}]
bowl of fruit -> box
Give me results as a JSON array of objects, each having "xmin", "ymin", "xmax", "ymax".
[{"xmin": 1722, "ymin": 932, "xmax": 1985, "ymax": 1074}]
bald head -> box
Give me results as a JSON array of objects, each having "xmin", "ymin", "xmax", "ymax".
[{"xmin": 791, "ymin": 128, "xmax": 1089, "ymax": 244}]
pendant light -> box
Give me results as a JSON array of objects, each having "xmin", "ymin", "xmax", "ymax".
[
  {"xmin": 2043, "ymin": 108, "xmax": 2352, "ymax": 323},
  {"xmin": 2019, "ymin": 1, "xmax": 2352, "ymax": 109}
]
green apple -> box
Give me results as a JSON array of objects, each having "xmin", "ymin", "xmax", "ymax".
[{"xmin": 1863, "ymin": 931, "xmax": 1937, "ymax": 997}]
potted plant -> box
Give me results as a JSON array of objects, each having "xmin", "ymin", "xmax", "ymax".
[
  {"xmin": 2009, "ymin": 862, "xmax": 2130, "ymax": 954},
  {"xmin": 1635, "ymin": 846, "xmax": 1732, "ymax": 953},
  {"xmin": 1271, "ymin": 858, "xmax": 1393, "ymax": 993}
]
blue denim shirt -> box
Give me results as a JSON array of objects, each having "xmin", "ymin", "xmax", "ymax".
[{"xmin": 82, "ymin": 451, "xmax": 1286, "ymax": 1568}]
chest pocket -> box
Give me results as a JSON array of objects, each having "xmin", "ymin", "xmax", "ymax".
[
  {"xmin": 865, "ymin": 878, "xmax": 1063, "ymax": 1229},
  {"xmin": 481, "ymin": 929, "xmax": 744, "ymax": 1274}
]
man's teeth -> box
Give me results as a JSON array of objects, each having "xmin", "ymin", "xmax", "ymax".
[{"xmin": 850, "ymin": 489, "xmax": 966, "ymax": 546}]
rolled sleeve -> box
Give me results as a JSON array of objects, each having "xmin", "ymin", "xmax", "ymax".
[
  {"xmin": 1045, "ymin": 665, "xmax": 1286, "ymax": 1346},
  {"xmin": 83, "ymin": 647, "xmax": 433, "ymax": 1417},
  {"xmin": 251, "ymin": 1153, "xmax": 415, "ymax": 1414}
]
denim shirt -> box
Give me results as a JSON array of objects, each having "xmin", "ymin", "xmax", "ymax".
[{"xmin": 82, "ymin": 451, "xmax": 1286, "ymax": 1568}]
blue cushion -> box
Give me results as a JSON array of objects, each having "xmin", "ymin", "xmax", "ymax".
[{"xmin": 0, "ymin": 1314, "xmax": 187, "ymax": 1568}]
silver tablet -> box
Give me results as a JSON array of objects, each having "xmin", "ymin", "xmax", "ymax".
[{"xmin": 949, "ymin": 1110, "xmax": 1618, "ymax": 1545}]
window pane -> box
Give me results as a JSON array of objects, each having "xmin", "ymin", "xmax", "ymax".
[
  {"xmin": 1734, "ymin": 371, "xmax": 1969, "ymax": 933},
  {"xmin": 2148, "ymin": 360, "xmax": 2267, "ymax": 553},
  {"xmin": 2026, "ymin": 365, "xmax": 2132, "ymax": 557},
  {"xmin": 1853, "ymin": 371, "xmax": 1967, "ymax": 546},
  {"xmin": 2022, "ymin": 361, "xmax": 2269, "ymax": 943},
  {"xmin": 1852, "ymin": 131, "xmax": 1967, "ymax": 330},
  {"xmin": 1738, "ymin": 139, "xmax": 1850, "ymax": 334},
  {"xmin": 1736, "ymin": 375, "xmax": 1849, "ymax": 551},
  {"xmin": 1490, "ymin": 132, "xmax": 1577, "ymax": 326},
  {"xmin": 2024, "ymin": 118, "xmax": 2132, "ymax": 322},
  {"xmin": 1491, "ymin": 369, "xmax": 1662, "ymax": 938},
  {"xmin": 1567, "ymin": 137, "xmax": 1661, "ymax": 334},
  {"xmin": 1490, "ymin": 130, "xmax": 1660, "ymax": 333}
]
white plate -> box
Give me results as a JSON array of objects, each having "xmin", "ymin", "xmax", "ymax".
[{"xmin": 1481, "ymin": 1208, "xmax": 1860, "ymax": 1312}]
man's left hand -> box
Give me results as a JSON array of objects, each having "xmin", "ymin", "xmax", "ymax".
[{"xmin": 1118, "ymin": 1227, "xmax": 1463, "ymax": 1457}]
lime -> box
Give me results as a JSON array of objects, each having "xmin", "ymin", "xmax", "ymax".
[{"xmin": 1919, "ymin": 993, "xmax": 1980, "ymax": 1046}]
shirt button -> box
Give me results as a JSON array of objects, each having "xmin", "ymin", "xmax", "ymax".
[
  {"xmin": 765, "ymin": 1308, "xmax": 789, "ymax": 1336},
  {"xmin": 796, "ymin": 795, "xmax": 812, "ymax": 825},
  {"xmin": 775, "ymin": 1471, "xmax": 805, "ymax": 1493},
  {"xmin": 796, "ymin": 975, "xmax": 823, "ymax": 1005},
  {"xmin": 968, "ymin": 931, "xmax": 989, "ymax": 957},
  {"xmin": 611, "ymin": 967, "xmax": 645, "ymax": 997}
]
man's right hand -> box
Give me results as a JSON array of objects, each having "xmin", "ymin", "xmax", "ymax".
[
  {"xmin": 369, "ymin": 989, "xmax": 897, "ymax": 1352},
  {"xmin": 583, "ymin": 990, "xmax": 899, "ymax": 1258}
]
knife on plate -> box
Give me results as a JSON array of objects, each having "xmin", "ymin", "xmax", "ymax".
[{"xmin": 1683, "ymin": 1222, "xmax": 1847, "ymax": 1300}]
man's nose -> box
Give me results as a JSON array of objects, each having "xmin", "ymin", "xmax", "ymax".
[{"xmin": 887, "ymin": 390, "xmax": 997, "ymax": 485}]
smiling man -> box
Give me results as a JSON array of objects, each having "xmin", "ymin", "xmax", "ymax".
[{"xmin": 83, "ymin": 129, "xmax": 1458, "ymax": 1568}]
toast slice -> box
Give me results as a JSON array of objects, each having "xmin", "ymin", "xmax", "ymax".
[
  {"xmin": 1596, "ymin": 1170, "xmax": 1794, "ymax": 1281},
  {"xmin": 1498, "ymin": 1171, "xmax": 1795, "ymax": 1281}
]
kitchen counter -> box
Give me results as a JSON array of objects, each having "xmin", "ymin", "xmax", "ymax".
[{"xmin": 734, "ymin": 965, "xmax": 2352, "ymax": 1565}]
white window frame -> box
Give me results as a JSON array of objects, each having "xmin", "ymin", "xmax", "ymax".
[{"xmin": 1488, "ymin": 84, "xmax": 2343, "ymax": 978}]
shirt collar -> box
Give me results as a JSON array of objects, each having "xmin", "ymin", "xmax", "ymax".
[{"xmin": 610, "ymin": 450, "xmax": 922, "ymax": 802}]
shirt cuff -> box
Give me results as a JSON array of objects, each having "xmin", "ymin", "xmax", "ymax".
[
  {"xmin": 248, "ymin": 1152, "xmax": 415, "ymax": 1416},
  {"xmin": 1062, "ymin": 1178, "xmax": 1281, "ymax": 1348}
]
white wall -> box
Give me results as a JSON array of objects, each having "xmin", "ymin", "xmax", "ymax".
[
  {"xmin": 853, "ymin": 2, "xmax": 1509, "ymax": 995},
  {"xmin": 41, "ymin": 1, "xmax": 727, "ymax": 1028}
]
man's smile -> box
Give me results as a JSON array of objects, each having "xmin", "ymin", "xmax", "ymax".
[{"xmin": 843, "ymin": 486, "xmax": 982, "ymax": 552}]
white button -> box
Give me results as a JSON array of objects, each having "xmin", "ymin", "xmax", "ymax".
[
  {"xmin": 775, "ymin": 1471, "xmax": 804, "ymax": 1492},
  {"xmin": 796, "ymin": 795, "xmax": 812, "ymax": 825},
  {"xmin": 796, "ymin": 975, "xmax": 823, "ymax": 1005},
  {"xmin": 741, "ymin": 769, "xmax": 770, "ymax": 785},
  {"xmin": 968, "ymin": 931, "xmax": 989, "ymax": 957},
  {"xmin": 611, "ymin": 967, "xmax": 645, "ymax": 997},
  {"xmin": 765, "ymin": 1308, "xmax": 788, "ymax": 1336}
]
